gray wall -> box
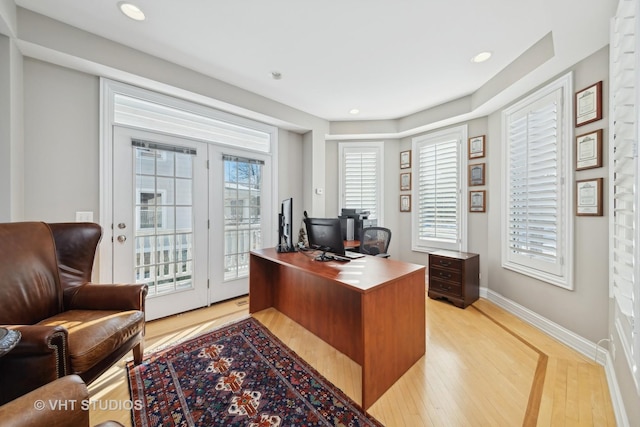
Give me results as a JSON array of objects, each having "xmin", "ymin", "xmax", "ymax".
[{"xmin": 23, "ymin": 59, "xmax": 99, "ymax": 222}]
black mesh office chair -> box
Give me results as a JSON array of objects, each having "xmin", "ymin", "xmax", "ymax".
[{"xmin": 359, "ymin": 227, "xmax": 392, "ymax": 258}]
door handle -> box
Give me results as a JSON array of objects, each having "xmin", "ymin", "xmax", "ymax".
[{"xmin": 117, "ymin": 235, "xmax": 127, "ymax": 243}]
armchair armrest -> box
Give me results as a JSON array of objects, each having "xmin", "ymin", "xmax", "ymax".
[
  {"xmin": 64, "ymin": 283, "xmax": 148, "ymax": 312},
  {"xmin": 1, "ymin": 375, "xmax": 90, "ymax": 427},
  {"xmin": 0, "ymin": 325, "xmax": 70, "ymax": 404},
  {"xmin": 6, "ymin": 325, "xmax": 68, "ymax": 358}
]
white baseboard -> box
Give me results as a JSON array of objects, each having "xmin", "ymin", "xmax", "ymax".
[{"xmin": 480, "ymin": 288, "xmax": 629, "ymax": 427}]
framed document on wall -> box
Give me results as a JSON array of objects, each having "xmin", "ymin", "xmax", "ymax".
[
  {"xmin": 400, "ymin": 195, "xmax": 411, "ymax": 212},
  {"xmin": 468, "ymin": 135, "xmax": 485, "ymax": 159},
  {"xmin": 468, "ymin": 163, "xmax": 485, "ymax": 186},
  {"xmin": 575, "ymin": 81, "xmax": 603, "ymax": 127},
  {"xmin": 469, "ymin": 190, "xmax": 486, "ymax": 213},
  {"xmin": 400, "ymin": 172, "xmax": 411, "ymax": 191},
  {"xmin": 576, "ymin": 178, "xmax": 603, "ymax": 216},
  {"xmin": 400, "ymin": 150, "xmax": 411, "ymax": 169},
  {"xmin": 576, "ymin": 129, "xmax": 603, "ymax": 170}
]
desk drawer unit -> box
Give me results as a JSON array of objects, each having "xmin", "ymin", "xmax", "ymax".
[{"xmin": 428, "ymin": 250, "xmax": 479, "ymax": 308}]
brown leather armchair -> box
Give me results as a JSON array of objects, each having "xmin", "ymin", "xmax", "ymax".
[
  {"xmin": 0, "ymin": 222, "xmax": 148, "ymax": 405},
  {"xmin": 0, "ymin": 374, "xmax": 124, "ymax": 427}
]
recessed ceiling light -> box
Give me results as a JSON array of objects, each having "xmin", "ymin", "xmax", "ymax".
[
  {"xmin": 271, "ymin": 71, "xmax": 282, "ymax": 80},
  {"xmin": 118, "ymin": 2, "xmax": 146, "ymax": 21},
  {"xmin": 471, "ymin": 51, "xmax": 492, "ymax": 63},
  {"xmin": 349, "ymin": 109, "xmax": 360, "ymax": 115}
]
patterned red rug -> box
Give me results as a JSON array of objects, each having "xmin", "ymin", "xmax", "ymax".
[{"xmin": 127, "ymin": 316, "xmax": 384, "ymax": 426}]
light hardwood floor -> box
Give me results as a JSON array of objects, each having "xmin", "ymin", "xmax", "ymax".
[{"xmin": 89, "ymin": 294, "xmax": 616, "ymax": 426}]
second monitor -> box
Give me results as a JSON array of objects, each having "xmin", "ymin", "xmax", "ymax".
[{"xmin": 303, "ymin": 217, "xmax": 345, "ymax": 261}]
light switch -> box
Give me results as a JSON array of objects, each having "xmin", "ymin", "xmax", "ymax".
[{"xmin": 75, "ymin": 211, "xmax": 94, "ymax": 222}]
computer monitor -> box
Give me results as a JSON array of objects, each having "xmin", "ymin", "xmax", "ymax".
[
  {"xmin": 277, "ymin": 197, "xmax": 296, "ymax": 253},
  {"xmin": 303, "ymin": 217, "xmax": 345, "ymax": 261}
]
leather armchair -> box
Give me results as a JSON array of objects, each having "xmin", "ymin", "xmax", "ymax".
[
  {"xmin": 0, "ymin": 222, "xmax": 148, "ymax": 405},
  {"xmin": 0, "ymin": 374, "xmax": 124, "ymax": 427}
]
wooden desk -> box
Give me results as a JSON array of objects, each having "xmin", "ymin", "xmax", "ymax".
[
  {"xmin": 249, "ymin": 248, "xmax": 426, "ymax": 409},
  {"xmin": 344, "ymin": 239, "xmax": 360, "ymax": 250}
]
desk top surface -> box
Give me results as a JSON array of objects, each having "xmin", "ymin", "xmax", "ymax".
[{"xmin": 251, "ymin": 247, "xmax": 425, "ymax": 292}]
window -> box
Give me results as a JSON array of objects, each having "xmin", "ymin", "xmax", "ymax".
[
  {"xmin": 610, "ymin": 0, "xmax": 640, "ymax": 392},
  {"xmin": 502, "ymin": 73, "xmax": 573, "ymax": 289},
  {"xmin": 339, "ymin": 142, "xmax": 384, "ymax": 222},
  {"xmin": 412, "ymin": 125, "xmax": 467, "ymax": 252},
  {"xmin": 224, "ymin": 155, "xmax": 264, "ymax": 281}
]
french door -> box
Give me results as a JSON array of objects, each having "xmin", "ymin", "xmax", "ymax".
[
  {"xmin": 113, "ymin": 127, "xmax": 209, "ymax": 320},
  {"xmin": 111, "ymin": 127, "xmax": 271, "ymax": 320}
]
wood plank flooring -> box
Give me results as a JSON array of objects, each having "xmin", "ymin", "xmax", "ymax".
[{"xmin": 89, "ymin": 294, "xmax": 616, "ymax": 426}]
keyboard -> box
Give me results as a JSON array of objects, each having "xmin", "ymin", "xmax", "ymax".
[
  {"xmin": 324, "ymin": 253, "xmax": 351, "ymax": 262},
  {"xmin": 342, "ymin": 251, "xmax": 365, "ymax": 259}
]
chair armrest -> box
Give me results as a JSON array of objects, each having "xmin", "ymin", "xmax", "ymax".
[
  {"xmin": 1, "ymin": 374, "xmax": 90, "ymax": 427},
  {"xmin": 65, "ymin": 283, "xmax": 148, "ymax": 311},
  {"xmin": 0, "ymin": 325, "xmax": 70, "ymax": 404},
  {"xmin": 5, "ymin": 325, "xmax": 68, "ymax": 358}
]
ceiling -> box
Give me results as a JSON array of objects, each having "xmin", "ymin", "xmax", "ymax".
[{"xmin": 14, "ymin": 0, "xmax": 617, "ymax": 122}]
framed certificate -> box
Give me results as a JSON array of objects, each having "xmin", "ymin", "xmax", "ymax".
[
  {"xmin": 576, "ymin": 178, "xmax": 603, "ymax": 216},
  {"xmin": 400, "ymin": 172, "xmax": 411, "ymax": 191},
  {"xmin": 400, "ymin": 150, "xmax": 411, "ymax": 169},
  {"xmin": 469, "ymin": 190, "xmax": 486, "ymax": 212},
  {"xmin": 400, "ymin": 195, "xmax": 411, "ymax": 212},
  {"xmin": 468, "ymin": 163, "xmax": 485, "ymax": 186},
  {"xmin": 576, "ymin": 129, "xmax": 603, "ymax": 170},
  {"xmin": 468, "ymin": 135, "xmax": 485, "ymax": 159},
  {"xmin": 575, "ymin": 81, "xmax": 603, "ymax": 127}
]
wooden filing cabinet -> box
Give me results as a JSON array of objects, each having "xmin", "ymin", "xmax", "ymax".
[{"xmin": 428, "ymin": 250, "xmax": 479, "ymax": 308}]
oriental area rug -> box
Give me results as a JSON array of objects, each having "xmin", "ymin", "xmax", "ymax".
[{"xmin": 127, "ymin": 317, "xmax": 383, "ymax": 427}]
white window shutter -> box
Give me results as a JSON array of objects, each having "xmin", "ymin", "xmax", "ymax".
[
  {"xmin": 339, "ymin": 143, "xmax": 384, "ymax": 222},
  {"xmin": 507, "ymin": 95, "xmax": 561, "ymax": 268},
  {"xmin": 411, "ymin": 125, "xmax": 466, "ymax": 252},
  {"xmin": 344, "ymin": 150, "xmax": 379, "ymax": 219},
  {"xmin": 501, "ymin": 73, "xmax": 572, "ymax": 289},
  {"xmin": 417, "ymin": 139, "xmax": 459, "ymax": 242},
  {"xmin": 610, "ymin": 0, "xmax": 640, "ymax": 392}
]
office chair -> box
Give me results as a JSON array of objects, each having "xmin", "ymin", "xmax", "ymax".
[{"xmin": 360, "ymin": 227, "xmax": 392, "ymax": 258}]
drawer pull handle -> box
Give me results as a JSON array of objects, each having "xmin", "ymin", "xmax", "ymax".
[
  {"xmin": 439, "ymin": 272, "xmax": 452, "ymax": 279},
  {"xmin": 439, "ymin": 261, "xmax": 451, "ymax": 267}
]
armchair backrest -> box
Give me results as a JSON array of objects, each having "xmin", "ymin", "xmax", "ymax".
[
  {"xmin": 0, "ymin": 222, "xmax": 63, "ymax": 324},
  {"xmin": 48, "ymin": 222, "xmax": 102, "ymax": 290}
]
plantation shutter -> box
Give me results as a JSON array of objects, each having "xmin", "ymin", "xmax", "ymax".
[
  {"xmin": 417, "ymin": 138, "xmax": 459, "ymax": 243},
  {"xmin": 610, "ymin": 0, "xmax": 639, "ymax": 391},
  {"xmin": 506, "ymin": 90, "xmax": 563, "ymax": 277},
  {"xmin": 342, "ymin": 147, "xmax": 380, "ymax": 220}
]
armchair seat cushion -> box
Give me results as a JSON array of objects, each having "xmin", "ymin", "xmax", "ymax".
[{"xmin": 38, "ymin": 310, "xmax": 145, "ymax": 373}]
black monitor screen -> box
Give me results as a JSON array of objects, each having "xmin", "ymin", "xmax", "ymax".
[
  {"xmin": 304, "ymin": 217, "xmax": 345, "ymax": 257},
  {"xmin": 278, "ymin": 197, "xmax": 295, "ymax": 252}
]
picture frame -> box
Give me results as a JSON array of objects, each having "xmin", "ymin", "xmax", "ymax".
[
  {"xmin": 469, "ymin": 190, "xmax": 486, "ymax": 213},
  {"xmin": 576, "ymin": 178, "xmax": 603, "ymax": 216},
  {"xmin": 576, "ymin": 129, "xmax": 603, "ymax": 170},
  {"xmin": 400, "ymin": 172, "xmax": 411, "ymax": 191},
  {"xmin": 468, "ymin": 135, "xmax": 486, "ymax": 159},
  {"xmin": 575, "ymin": 81, "xmax": 603, "ymax": 127},
  {"xmin": 400, "ymin": 194, "xmax": 411, "ymax": 212},
  {"xmin": 400, "ymin": 150, "xmax": 411, "ymax": 169},
  {"xmin": 468, "ymin": 163, "xmax": 485, "ymax": 186}
]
